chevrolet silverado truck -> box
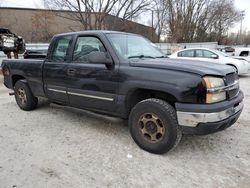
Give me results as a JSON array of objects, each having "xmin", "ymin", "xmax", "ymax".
[{"xmin": 1, "ymin": 31, "xmax": 244, "ymax": 154}]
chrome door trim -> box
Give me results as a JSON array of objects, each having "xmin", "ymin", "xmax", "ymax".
[
  {"xmin": 48, "ymin": 88, "xmax": 114, "ymax": 101},
  {"xmin": 48, "ymin": 88, "xmax": 67, "ymax": 94},
  {"xmin": 68, "ymin": 91, "xmax": 114, "ymax": 101}
]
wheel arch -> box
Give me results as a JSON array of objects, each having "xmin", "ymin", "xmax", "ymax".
[
  {"xmin": 12, "ymin": 74, "xmax": 26, "ymax": 87},
  {"xmin": 226, "ymin": 64, "xmax": 238, "ymax": 72},
  {"xmin": 125, "ymin": 88, "xmax": 178, "ymax": 115}
]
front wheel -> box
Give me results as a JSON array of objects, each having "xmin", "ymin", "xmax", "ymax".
[
  {"xmin": 129, "ymin": 98, "xmax": 182, "ymax": 154},
  {"xmin": 14, "ymin": 80, "xmax": 38, "ymax": 111}
]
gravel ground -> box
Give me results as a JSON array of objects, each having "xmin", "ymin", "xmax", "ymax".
[{"xmin": 0, "ymin": 75, "xmax": 250, "ymax": 188}]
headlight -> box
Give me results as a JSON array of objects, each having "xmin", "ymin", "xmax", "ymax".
[{"xmin": 203, "ymin": 76, "xmax": 226, "ymax": 103}]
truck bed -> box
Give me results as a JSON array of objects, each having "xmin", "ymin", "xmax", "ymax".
[{"xmin": 1, "ymin": 59, "xmax": 45, "ymax": 97}]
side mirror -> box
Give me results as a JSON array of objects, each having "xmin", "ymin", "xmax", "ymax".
[
  {"xmin": 211, "ymin": 54, "xmax": 219, "ymax": 59},
  {"xmin": 88, "ymin": 51, "xmax": 113, "ymax": 65}
]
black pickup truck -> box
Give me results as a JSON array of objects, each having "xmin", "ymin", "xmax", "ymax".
[{"xmin": 1, "ymin": 31, "xmax": 244, "ymax": 154}]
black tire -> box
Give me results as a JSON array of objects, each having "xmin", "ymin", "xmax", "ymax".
[
  {"xmin": 129, "ymin": 98, "xmax": 182, "ymax": 154},
  {"xmin": 14, "ymin": 80, "xmax": 38, "ymax": 111}
]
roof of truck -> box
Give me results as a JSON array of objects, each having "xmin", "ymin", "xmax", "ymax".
[{"xmin": 54, "ymin": 30, "xmax": 139, "ymax": 37}]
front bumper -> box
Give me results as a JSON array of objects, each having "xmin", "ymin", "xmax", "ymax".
[
  {"xmin": 181, "ymin": 109, "xmax": 242, "ymax": 135},
  {"xmin": 175, "ymin": 91, "xmax": 244, "ymax": 135}
]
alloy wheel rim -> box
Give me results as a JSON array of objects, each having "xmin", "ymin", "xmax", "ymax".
[
  {"xmin": 17, "ymin": 88, "xmax": 27, "ymax": 105},
  {"xmin": 138, "ymin": 113, "xmax": 165, "ymax": 143}
]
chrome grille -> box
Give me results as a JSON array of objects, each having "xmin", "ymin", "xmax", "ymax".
[
  {"xmin": 225, "ymin": 72, "xmax": 238, "ymax": 85},
  {"xmin": 225, "ymin": 73, "xmax": 239, "ymax": 100}
]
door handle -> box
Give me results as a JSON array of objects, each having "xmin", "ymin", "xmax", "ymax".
[{"xmin": 67, "ymin": 69, "xmax": 76, "ymax": 75}]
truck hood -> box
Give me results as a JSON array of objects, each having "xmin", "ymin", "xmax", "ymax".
[{"xmin": 129, "ymin": 58, "xmax": 235, "ymax": 76}]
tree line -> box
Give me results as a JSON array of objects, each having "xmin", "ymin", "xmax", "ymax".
[
  {"xmin": 0, "ymin": 0, "xmax": 244, "ymax": 44},
  {"xmin": 44, "ymin": 0, "xmax": 242, "ymax": 44},
  {"xmin": 152, "ymin": 0, "xmax": 241, "ymax": 44}
]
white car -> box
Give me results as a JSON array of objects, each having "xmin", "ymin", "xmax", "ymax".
[{"xmin": 169, "ymin": 48, "xmax": 250, "ymax": 75}]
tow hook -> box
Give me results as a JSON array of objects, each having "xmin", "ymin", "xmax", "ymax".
[{"xmin": 9, "ymin": 92, "xmax": 15, "ymax": 96}]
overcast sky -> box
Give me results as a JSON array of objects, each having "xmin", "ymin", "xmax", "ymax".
[{"xmin": 1, "ymin": 0, "xmax": 250, "ymax": 33}]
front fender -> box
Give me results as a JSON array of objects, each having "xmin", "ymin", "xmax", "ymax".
[{"xmin": 118, "ymin": 69, "xmax": 206, "ymax": 104}]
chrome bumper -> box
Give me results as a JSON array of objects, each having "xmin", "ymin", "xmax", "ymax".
[{"xmin": 177, "ymin": 102, "xmax": 243, "ymax": 127}]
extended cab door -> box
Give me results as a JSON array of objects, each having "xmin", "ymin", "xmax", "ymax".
[
  {"xmin": 43, "ymin": 35, "xmax": 72, "ymax": 104},
  {"xmin": 66, "ymin": 35, "xmax": 119, "ymax": 112}
]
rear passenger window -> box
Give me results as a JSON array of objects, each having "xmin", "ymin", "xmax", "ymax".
[
  {"xmin": 177, "ymin": 51, "xmax": 183, "ymax": 57},
  {"xmin": 177, "ymin": 50, "xmax": 194, "ymax": 57},
  {"xmin": 51, "ymin": 36, "xmax": 71, "ymax": 62},
  {"xmin": 195, "ymin": 50, "xmax": 203, "ymax": 57},
  {"xmin": 73, "ymin": 36, "xmax": 106, "ymax": 63}
]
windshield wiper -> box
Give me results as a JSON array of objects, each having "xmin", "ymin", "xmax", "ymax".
[{"xmin": 128, "ymin": 55, "xmax": 156, "ymax": 59}]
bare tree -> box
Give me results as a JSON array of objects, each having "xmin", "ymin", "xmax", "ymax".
[
  {"xmin": 31, "ymin": 10, "xmax": 56, "ymax": 42},
  {"xmin": 164, "ymin": 0, "xmax": 213, "ymax": 42},
  {"xmin": 226, "ymin": 30, "xmax": 250, "ymax": 45},
  {"xmin": 44, "ymin": 0, "xmax": 151, "ymax": 31},
  {"xmin": 43, "ymin": 0, "xmax": 241, "ymax": 44},
  {"xmin": 243, "ymin": 31, "xmax": 250, "ymax": 45},
  {"xmin": 156, "ymin": 0, "xmax": 241, "ymax": 43},
  {"xmin": 151, "ymin": 0, "xmax": 169, "ymax": 42},
  {"xmin": 112, "ymin": 0, "xmax": 150, "ymax": 20},
  {"xmin": 207, "ymin": 0, "xmax": 241, "ymax": 44}
]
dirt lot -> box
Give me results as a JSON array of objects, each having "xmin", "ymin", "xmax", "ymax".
[{"xmin": 0, "ymin": 75, "xmax": 249, "ymax": 188}]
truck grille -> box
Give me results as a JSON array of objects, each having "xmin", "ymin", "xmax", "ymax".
[
  {"xmin": 225, "ymin": 73, "xmax": 239, "ymax": 100},
  {"xmin": 225, "ymin": 72, "xmax": 238, "ymax": 85}
]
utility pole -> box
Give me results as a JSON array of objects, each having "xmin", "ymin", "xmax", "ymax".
[
  {"xmin": 151, "ymin": 10, "xmax": 154, "ymax": 41},
  {"xmin": 240, "ymin": 10, "xmax": 245, "ymax": 45}
]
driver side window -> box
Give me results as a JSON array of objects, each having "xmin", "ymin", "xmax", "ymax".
[
  {"xmin": 73, "ymin": 36, "xmax": 106, "ymax": 63},
  {"xmin": 51, "ymin": 36, "xmax": 71, "ymax": 62}
]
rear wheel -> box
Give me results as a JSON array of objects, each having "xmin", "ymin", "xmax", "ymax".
[
  {"xmin": 14, "ymin": 80, "xmax": 38, "ymax": 111},
  {"xmin": 129, "ymin": 98, "xmax": 182, "ymax": 154}
]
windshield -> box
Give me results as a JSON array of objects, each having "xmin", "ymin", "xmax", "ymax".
[{"xmin": 106, "ymin": 33, "xmax": 165, "ymax": 59}]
